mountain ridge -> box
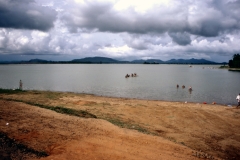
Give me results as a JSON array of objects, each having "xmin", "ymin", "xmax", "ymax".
[{"xmin": 0, "ymin": 56, "xmax": 224, "ymax": 64}]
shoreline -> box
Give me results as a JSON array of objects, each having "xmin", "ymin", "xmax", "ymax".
[
  {"xmin": 1, "ymin": 89, "xmax": 240, "ymax": 159},
  {"xmin": 3, "ymin": 88, "xmax": 238, "ymax": 106}
]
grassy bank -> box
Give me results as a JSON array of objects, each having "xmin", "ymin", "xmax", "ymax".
[
  {"xmin": 1, "ymin": 88, "xmax": 240, "ymax": 159},
  {"xmin": 0, "ymin": 88, "xmax": 150, "ymax": 134},
  {"xmin": 0, "ymin": 89, "xmax": 97, "ymax": 119}
]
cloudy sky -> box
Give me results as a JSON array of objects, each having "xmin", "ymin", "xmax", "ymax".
[{"xmin": 0, "ymin": 0, "xmax": 240, "ymax": 62}]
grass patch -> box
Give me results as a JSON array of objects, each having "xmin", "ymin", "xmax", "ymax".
[
  {"xmin": 106, "ymin": 118, "xmax": 126, "ymax": 128},
  {"xmin": 28, "ymin": 102, "xmax": 97, "ymax": 118},
  {"xmin": 44, "ymin": 93, "xmax": 61, "ymax": 100},
  {"xmin": 100, "ymin": 102, "xmax": 111, "ymax": 106},
  {"xmin": 0, "ymin": 88, "xmax": 25, "ymax": 94},
  {"xmin": 0, "ymin": 98, "xmax": 97, "ymax": 119},
  {"xmin": 136, "ymin": 104, "xmax": 147, "ymax": 107},
  {"xmin": 167, "ymin": 137, "xmax": 177, "ymax": 143},
  {"xmin": 180, "ymin": 141, "xmax": 186, "ymax": 146},
  {"xmin": 53, "ymin": 106, "xmax": 97, "ymax": 118},
  {"xmin": 106, "ymin": 118, "xmax": 151, "ymax": 134}
]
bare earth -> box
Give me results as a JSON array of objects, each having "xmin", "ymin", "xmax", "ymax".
[{"xmin": 0, "ymin": 90, "xmax": 240, "ymax": 160}]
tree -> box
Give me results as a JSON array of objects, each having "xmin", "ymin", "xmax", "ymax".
[
  {"xmin": 229, "ymin": 53, "xmax": 240, "ymax": 68},
  {"xmin": 233, "ymin": 54, "xmax": 240, "ymax": 61},
  {"xmin": 228, "ymin": 59, "xmax": 233, "ymax": 68}
]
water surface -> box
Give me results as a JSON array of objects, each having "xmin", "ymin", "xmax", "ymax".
[{"xmin": 0, "ymin": 64, "xmax": 239, "ymax": 105}]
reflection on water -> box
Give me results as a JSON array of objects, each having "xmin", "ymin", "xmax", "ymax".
[{"xmin": 0, "ymin": 64, "xmax": 240, "ymax": 105}]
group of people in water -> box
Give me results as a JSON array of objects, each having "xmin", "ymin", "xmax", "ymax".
[
  {"xmin": 125, "ymin": 73, "xmax": 137, "ymax": 78},
  {"xmin": 176, "ymin": 84, "xmax": 192, "ymax": 92}
]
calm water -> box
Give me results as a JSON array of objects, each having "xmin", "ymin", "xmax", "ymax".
[{"xmin": 0, "ymin": 64, "xmax": 239, "ymax": 105}]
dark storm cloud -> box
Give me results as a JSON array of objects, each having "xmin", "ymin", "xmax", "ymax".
[
  {"xmin": 0, "ymin": 0, "xmax": 57, "ymax": 31},
  {"xmin": 123, "ymin": 35, "xmax": 149, "ymax": 50},
  {"xmin": 219, "ymin": 36, "xmax": 230, "ymax": 43},
  {"xmin": 61, "ymin": 0, "xmax": 240, "ymax": 38},
  {"xmin": 187, "ymin": 0, "xmax": 240, "ymax": 37},
  {"xmin": 61, "ymin": 1, "xmax": 188, "ymax": 34},
  {"xmin": 168, "ymin": 32, "xmax": 191, "ymax": 46}
]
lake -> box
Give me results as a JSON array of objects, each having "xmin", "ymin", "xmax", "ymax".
[{"xmin": 0, "ymin": 64, "xmax": 239, "ymax": 105}]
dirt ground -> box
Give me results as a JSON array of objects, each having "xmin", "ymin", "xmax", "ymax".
[{"xmin": 1, "ymin": 90, "xmax": 240, "ymax": 160}]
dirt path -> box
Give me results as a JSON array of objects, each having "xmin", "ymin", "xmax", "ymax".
[{"xmin": 1, "ymin": 90, "xmax": 240, "ymax": 159}]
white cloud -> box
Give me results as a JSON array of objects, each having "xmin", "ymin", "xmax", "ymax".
[
  {"xmin": 114, "ymin": 0, "xmax": 171, "ymax": 12},
  {"xmin": 16, "ymin": 36, "xmax": 29, "ymax": 46},
  {"xmin": 0, "ymin": 0, "xmax": 240, "ymax": 62},
  {"xmin": 99, "ymin": 45, "xmax": 132, "ymax": 54}
]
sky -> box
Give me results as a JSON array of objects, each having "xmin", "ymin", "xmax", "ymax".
[{"xmin": 0, "ymin": 0, "xmax": 240, "ymax": 62}]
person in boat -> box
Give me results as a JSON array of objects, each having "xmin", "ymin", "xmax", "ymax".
[{"xmin": 182, "ymin": 85, "xmax": 185, "ymax": 89}]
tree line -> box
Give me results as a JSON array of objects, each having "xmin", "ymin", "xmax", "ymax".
[{"xmin": 229, "ymin": 54, "xmax": 240, "ymax": 68}]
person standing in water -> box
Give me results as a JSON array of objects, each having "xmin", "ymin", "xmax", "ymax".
[
  {"xmin": 236, "ymin": 93, "xmax": 240, "ymax": 108},
  {"xmin": 19, "ymin": 80, "xmax": 23, "ymax": 90}
]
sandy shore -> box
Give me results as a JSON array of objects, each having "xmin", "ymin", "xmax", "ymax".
[{"xmin": 0, "ymin": 90, "xmax": 240, "ymax": 159}]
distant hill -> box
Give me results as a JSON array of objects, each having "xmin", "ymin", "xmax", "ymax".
[
  {"xmin": 71, "ymin": 57, "xmax": 119, "ymax": 63},
  {"xmin": 165, "ymin": 58, "xmax": 217, "ymax": 64},
  {"xmin": 131, "ymin": 59, "xmax": 164, "ymax": 64},
  {"xmin": 27, "ymin": 59, "xmax": 49, "ymax": 63},
  {"xmin": 0, "ymin": 57, "xmax": 221, "ymax": 64}
]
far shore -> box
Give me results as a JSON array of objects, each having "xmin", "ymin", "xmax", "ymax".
[
  {"xmin": 1, "ymin": 89, "xmax": 240, "ymax": 159},
  {"xmin": 219, "ymin": 65, "xmax": 240, "ymax": 70}
]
